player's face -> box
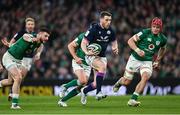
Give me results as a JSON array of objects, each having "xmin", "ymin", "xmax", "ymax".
[
  {"xmin": 40, "ymin": 32, "xmax": 50, "ymax": 42},
  {"xmin": 26, "ymin": 21, "xmax": 35, "ymax": 32},
  {"xmin": 151, "ymin": 24, "xmax": 161, "ymax": 34},
  {"xmin": 100, "ymin": 16, "xmax": 112, "ymax": 29}
]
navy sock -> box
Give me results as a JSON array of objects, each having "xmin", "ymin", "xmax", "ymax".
[
  {"xmin": 96, "ymin": 72, "xmax": 105, "ymax": 94},
  {"xmin": 83, "ymin": 83, "xmax": 96, "ymax": 94}
]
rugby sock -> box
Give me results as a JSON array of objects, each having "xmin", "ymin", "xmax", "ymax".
[
  {"xmin": 83, "ymin": 83, "xmax": 96, "ymax": 94},
  {"xmin": 61, "ymin": 88, "xmax": 79, "ymax": 102},
  {"xmin": 96, "ymin": 72, "xmax": 105, "ymax": 94},
  {"xmin": 64, "ymin": 79, "xmax": 80, "ymax": 89},
  {"xmin": 131, "ymin": 92, "xmax": 139, "ymax": 100},
  {"xmin": 12, "ymin": 94, "xmax": 19, "ymax": 106}
]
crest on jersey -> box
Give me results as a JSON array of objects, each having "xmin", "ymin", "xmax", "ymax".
[
  {"xmin": 107, "ymin": 30, "xmax": 111, "ymax": 34},
  {"xmin": 147, "ymin": 38, "xmax": 152, "ymax": 42},
  {"xmin": 156, "ymin": 41, "xmax": 160, "ymax": 46},
  {"xmin": 148, "ymin": 44, "xmax": 155, "ymax": 50}
]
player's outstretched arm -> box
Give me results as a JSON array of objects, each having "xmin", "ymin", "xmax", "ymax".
[
  {"xmin": 68, "ymin": 40, "xmax": 82, "ymax": 64},
  {"xmin": 1, "ymin": 37, "xmax": 10, "ymax": 47},
  {"xmin": 128, "ymin": 35, "xmax": 145, "ymax": 57}
]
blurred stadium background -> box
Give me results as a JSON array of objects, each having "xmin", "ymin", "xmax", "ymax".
[{"xmin": 0, "ymin": 0, "xmax": 179, "ymax": 96}]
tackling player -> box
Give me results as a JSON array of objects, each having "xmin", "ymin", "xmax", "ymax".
[
  {"xmin": 1, "ymin": 17, "xmax": 44, "ymax": 100},
  {"xmin": 0, "ymin": 27, "xmax": 50, "ymax": 109}
]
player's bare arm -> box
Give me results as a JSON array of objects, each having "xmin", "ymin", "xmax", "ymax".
[
  {"xmin": 81, "ymin": 38, "xmax": 95, "ymax": 56},
  {"xmin": 33, "ymin": 44, "xmax": 44, "ymax": 61},
  {"xmin": 111, "ymin": 40, "xmax": 118, "ymax": 55},
  {"xmin": 68, "ymin": 40, "xmax": 82, "ymax": 64},
  {"xmin": 23, "ymin": 34, "xmax": 37, "ymax": 42},
  {"xmin": 128, "ymin": 35, "xmax": 145, "ymax": 57},
  {"xmin": 153, "ymin": 45, "xmax": 167, "ymax": 68},
  {"xmin": 1, "ymin": 36, "xmax": 16, "ymax": 47},
  {"xmin": 1, "ymin": 37, "xmax": 10, "ymax": 47}
]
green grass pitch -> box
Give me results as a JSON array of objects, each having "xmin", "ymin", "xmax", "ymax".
[{"xmin": 0, "ymin": 95, "xmax": 180, "ymax": 114}]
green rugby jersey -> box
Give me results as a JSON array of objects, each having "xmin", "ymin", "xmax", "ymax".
[
  {"xmin": 8, "ymin": 34, "xmax": 41, "ymax": 60},
  {"xmin": 74, "ymin": 32, "xmax": 88, "ymax": 65},
  {"xmin": 132, "ymin": 28, "xmax": 167, "ymax": 61}
]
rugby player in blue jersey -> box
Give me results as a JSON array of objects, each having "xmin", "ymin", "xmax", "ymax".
[{"xmin": 81, "ymin": 11, "xmax": 118, "ymax": 104}]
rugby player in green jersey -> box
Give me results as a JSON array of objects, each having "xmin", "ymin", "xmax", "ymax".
[
  {"xmin": 0, "ymin": 27, "xmax": 50, "ymax": 109},
  {"xmin": 58, "ymin": 32, "xmax": 97, "ymax": 107},
  {"xmin": 113, "ymin": 17, "xmax": 167, "ymax": 107},
  {"xmin": 1, "ymin": 17, "xmax": 44, "ymax": 101}
]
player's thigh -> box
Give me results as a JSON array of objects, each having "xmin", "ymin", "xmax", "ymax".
[
  {"xmin": 72, "ymin": 60, "xmax": 90, "ymax": 82},
  {"xmin": 140, "ymin": 61, "xmax": 152, "ymax": 79},
  {"xmin": 124, "ymin": 55, "xmax": 140, "ymax": 80},
  {"xmin": 74, "ymin": 69, "xmax": 88, "ymax": 83},
  {"xmin": 8, "ymin": 66, "xmax": 22, "ymax": 81},
  {"xmin": 22, "ymin": 57, "xmax": 33, "ymax": 71},
  {"xmin": 2, "ymin": 52, "xmax": 21, "ymax": 70},
  {"xmin": 92, "ymin": 57, "xmax": 107, "ymax": 71}
]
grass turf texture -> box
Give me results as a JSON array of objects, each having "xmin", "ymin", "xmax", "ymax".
[{"xmin": 0, "ymin": 95, "xmax": 179, "ymax": 114}]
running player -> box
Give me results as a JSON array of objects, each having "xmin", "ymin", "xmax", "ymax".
[
  {"xmin": 58, "ymin": 32, "xmax": 97, "ymax": 107},
  {"xmin": 81, "ymin": 11, "xmax": 118, "ymax": 102},
  {"xmin": 113, "ymin": 17, "xmax": 167, "ymax": 107}
]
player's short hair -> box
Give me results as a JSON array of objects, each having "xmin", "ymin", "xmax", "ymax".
[
  {"xmin": 100, "ymin": 11, "xmax": 112, "ymax": 18},
  {"xmin": 39, "ymin": 26, "xmax": 51, "ymax": 34},
  {"xmin": 25, "ymin": 17, "xmax": 35, "ymax": 23}
]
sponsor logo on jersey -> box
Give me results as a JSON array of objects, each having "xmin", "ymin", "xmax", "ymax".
[{"xmin": 97, "ymin": 36, "xmax": 109, "ymax": 42}]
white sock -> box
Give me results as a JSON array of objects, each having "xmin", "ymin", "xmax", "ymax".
[
  {"xmin": 133, "ymin": 92, "xmax": 139, "ymax": 96},
  {"xmin": 12, "ymin": 94, "xmax": 19, "ymax": 99}
]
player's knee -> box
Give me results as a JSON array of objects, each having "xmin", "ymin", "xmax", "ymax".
[
  {"xmin": 13, "ymin": 75, "xmax": 23, "ymax": 83},
  {"xmin": 123, "ymin": 71, "xmax": 134, "ymax": 84},
  {"xmin": 140, "ymin": 68, "xmax": 152, "ymax": 78},
  {"xmin": 8, "ymin": 78, "xmax": 13, "ymax": 84},
  {"xmin": 79, "ymin": 77, "xmax": 88, "ymax": 86},
  {"xmin": 97, "ymin": 64, "xmax": 106, "ymax": 72}
]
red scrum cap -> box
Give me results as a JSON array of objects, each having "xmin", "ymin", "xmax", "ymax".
[{"xmin": 151, "ymin": 17, "xmax": 163, "ymax": 31}]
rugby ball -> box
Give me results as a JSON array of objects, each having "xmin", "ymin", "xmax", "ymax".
[{"xmin": 87, "ymin": 43, "xmax": 102, "ymax": 55}]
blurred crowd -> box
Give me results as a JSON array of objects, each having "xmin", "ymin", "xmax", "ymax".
[{"xmin": 0, "ymin": 0, "xmax": 179, "ymax": 80}]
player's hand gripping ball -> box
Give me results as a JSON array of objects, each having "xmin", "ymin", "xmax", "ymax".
[{"xmin": 87, "ymin": 43, "xmax": 102, "ymax": 55}]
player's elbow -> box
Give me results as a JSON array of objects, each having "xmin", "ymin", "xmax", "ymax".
[{"xmin": 127, "ymin": 38, "xmax": 133, "ymax": 46}]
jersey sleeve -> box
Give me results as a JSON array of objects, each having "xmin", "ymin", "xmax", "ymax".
[
  {"xmin": 13, "ymin": 31, "xmax": 25, "ymax": 41},
  {"xmin": 74, "ymin": 33, "xmax": 84, "ymax": 46},
  {"xmin": 136, "ymin": 29, "xmax": 150, "ymax": 40},
  {"xmin": 160, "ymin": 35, "xmax": 167, "ymax": 47},
  {"xmin": 84, "ymin": 26, "xmax": 96, "ymax": 42}
]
